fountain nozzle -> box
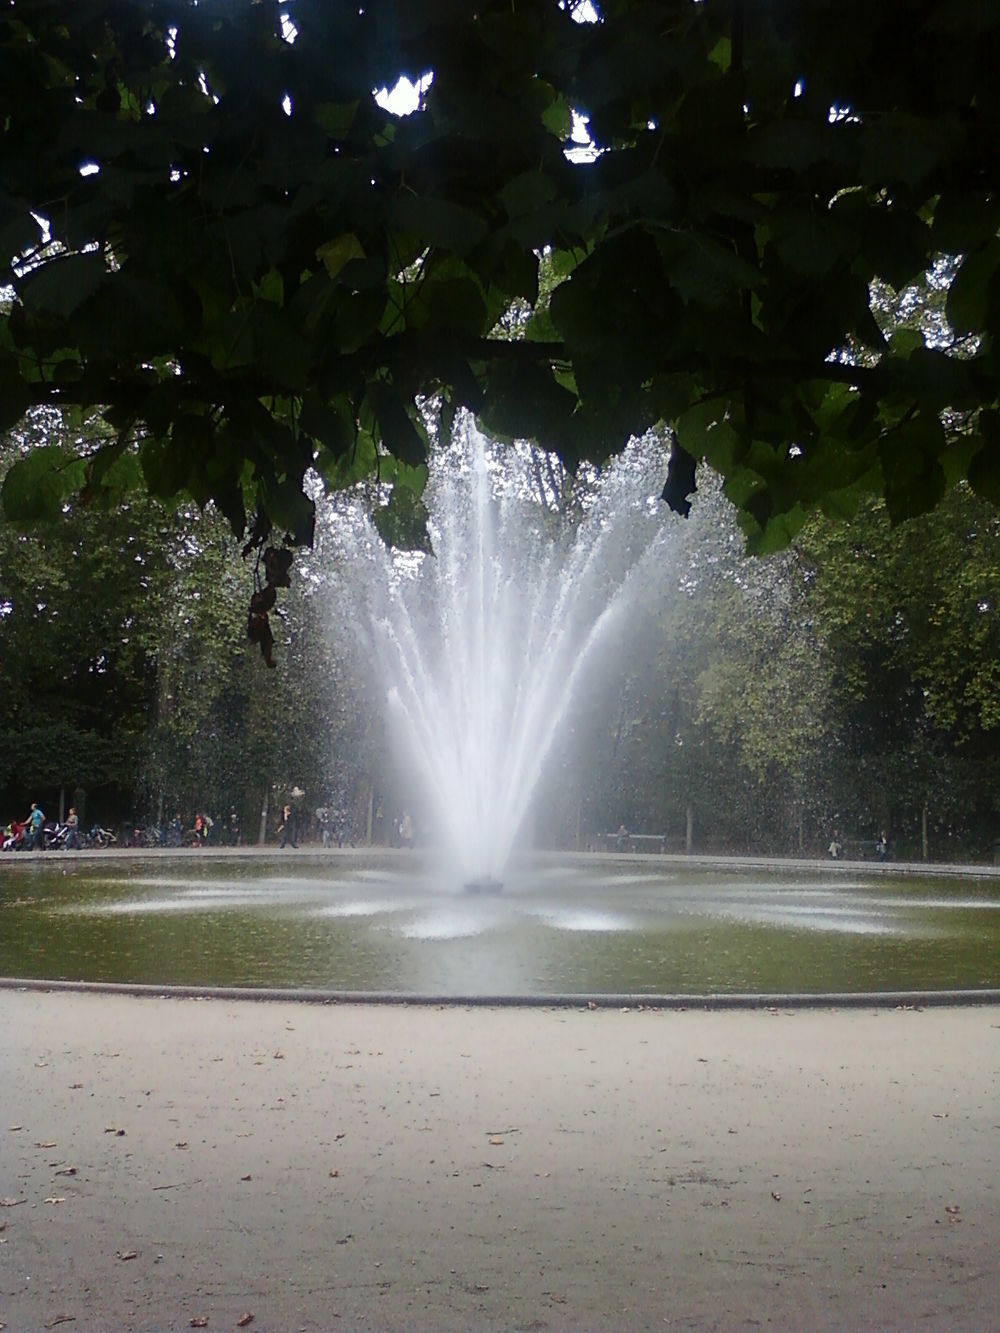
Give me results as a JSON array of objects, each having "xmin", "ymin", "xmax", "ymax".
[{"xmin": 463, "ymin": 877, "xmax": 503, "ymax": 895}]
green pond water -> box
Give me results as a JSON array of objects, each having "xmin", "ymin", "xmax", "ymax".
[{"xmin": 1, "ymin": 853, "xmax": 999, "ymax": 996}]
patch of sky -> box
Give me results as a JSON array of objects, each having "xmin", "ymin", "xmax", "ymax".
[{"xmin": 375, "ymin": 72, "xmax": 434, "ymax": 117}]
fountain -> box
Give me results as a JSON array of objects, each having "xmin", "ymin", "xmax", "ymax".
[{"xmin": 338, "ymin": 419, "xmax": 672, "ymax": 886}]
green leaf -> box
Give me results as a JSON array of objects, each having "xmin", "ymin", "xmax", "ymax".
[
  {"xmin": 746, "ymin": 121, "xmax": 829, "ymax": 171},
  {"xmin": 674, "ymin": 397, "xmax": 743, "ymax": 472},
  {"xmin": 255, "ymin": 267, "xmax": 284, "ymax": 306},
  {"xmin": 390, "ymin": 195, "xmax": 489, "ymax": 256},
  {"xmin": 499, "ymin": 170, "xmax": 557, "ymax": 219},
  {"xmin": 932, "ymin": 192, "xmax": 1000, "ymax": 253},
  {"xmin": 373, "ymin": 485, "xmax": 431, "ymax": 553},
  {"xmin": 367, "ymin": 380, "xmax": 427, "ymax": 467},
  {"xmin": 1, "ymin": 446, "xmax": 87, "ymax": 522},
  {"xmin": 880, "ymin": 413, "xmax": 947, "ymax": 523},
  {"xmin": 945, "ymin": 240, "xmax": 1000, "ymax": 336},
  {"xmin": 0, "ymin": 358, "xmax": 32, "ymax": 433},
  {"xmin": 659, "ymin": 232, "xmax": 761, "ymax": 307},
  {"xmin": 316, "ymin": 234, "xmax": 366, "ymax": 281},
  {"xmin": 19, "ymin": 253, "xmax": 105, "ymax": 320},
  {"xmin": 968, "ymin": 411, "xmax": 1000, "ymax": 505},
  {"xmin": 315, "ymin": 101, "xmax": 359, "ymax": 138},
  {"xmin": 299, "ymin": 393, "xmax": 354, "ymax": 460}
]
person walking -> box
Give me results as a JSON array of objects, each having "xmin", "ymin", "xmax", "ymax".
[
  {"xmin": 26, "ymin": 802, "xmax": 45, "ymax": 850},
  {"xmin": 279, "ymin": 802, "xmax": 297, "ymax": 849},
  {"xmin": 65, "ymin": 807, "xmax": 80, "ymax": 849}
]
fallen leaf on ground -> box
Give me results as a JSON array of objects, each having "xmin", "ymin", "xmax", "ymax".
[
  {"xmin": 175, "ymin": 1141, "xmax": 188, "ymax": 1149},
  {"xmin": 44, "ymin": 1317, "xmax": 75, "ymax": 1328},
  {"xmin": 54, "ymin": 1167, "xmax": 77, "ymax": 1177},
  {"xmin": 236, "ymin": 1316, "xmax": 254, "ymax": 1328},
  {"xmin": 328, "ymin": 1169, "xmax": 339, "ymax": 1178},
  {"xmin": 35, "ymin": 1141, "xmax": 57, "ymax": 1148},
  {"xmin": 189, "ymin": 1319, "xmax": 209, "ymax": 1329},
  {"xmin": 8, "ymin": 1125, "xmax": 22, "ymax": 1132},
  {"xmin": 335, "ymin": 1131, "xmax": 346, "ymax": 1140},
  {"xmin": 117, "ymin": 1250, "xmax": 138, "ymax": 1261},
  {"xmin": 336, "ymin": 1233, "xmax": 353, "ymax": 1245},
  {"xmin": 488, "ymin": 1137, "xmax": 505, "ymax": 1146},
  {"xmin": 771, "ymin": 1191, "xmax": 782, "ymax": 1202},
  {"xmin": 240, "ymin": 1174, "xmax": 252, "ymax": 1182},
  {"xmin": 69, "ymin": 1083, "xmax": 82, "ymax": 1090},
  {"xmin": 44, "ymin": 1197, "xmax": 66, "ymax": 1204},
  {"xmin": 587, "ymin": 1001, "xmax": 597, "ymax": 1010},
  {"xmin": 0, "ymin": 1198, "xmax": 25, "ymax": 1207},
  {"xmin": 273, "ymin": 1051, "xmax": 284, "ymax": 1060}
]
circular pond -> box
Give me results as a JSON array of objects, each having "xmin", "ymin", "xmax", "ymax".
[{"xmin": 2, "ymin": 852, "xmax": 1000, "ymax": 998}]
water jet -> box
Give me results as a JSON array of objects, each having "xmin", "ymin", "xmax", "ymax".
[{"xmin": 339, "ymin": 419, "xmax": 670, "ymax": 886}]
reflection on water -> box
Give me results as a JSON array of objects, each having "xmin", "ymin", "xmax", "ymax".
[{"xmin": 1, "ymin": 854, "xmax": 999, "ymax": 995}]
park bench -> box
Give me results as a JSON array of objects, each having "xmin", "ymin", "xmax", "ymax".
[{"xmin": 600, "ymin": 832, "xmax": 667, "ymax": 854}]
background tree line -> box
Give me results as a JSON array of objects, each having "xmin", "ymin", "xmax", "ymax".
[
  {"xmin": 2, "ymin": 417, "xmax": 998, "ymax": 860},
  {"xmin": 539, "ymin": 476, "xmax": 1000, "ymax": 862}
]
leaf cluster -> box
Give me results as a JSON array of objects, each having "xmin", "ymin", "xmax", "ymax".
[{"xmin": 1, "ymin": 0, "xmax": 999, "ymax": 561}]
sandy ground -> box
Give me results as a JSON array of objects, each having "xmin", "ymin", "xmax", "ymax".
[{"xmin": 1, "ymin": 992, "xmax": 998, "ymax": 1332}]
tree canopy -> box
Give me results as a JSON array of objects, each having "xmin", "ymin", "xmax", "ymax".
[{"xmin": 2, "ymin": 0, "xmax": 1000, "ymax": 571}]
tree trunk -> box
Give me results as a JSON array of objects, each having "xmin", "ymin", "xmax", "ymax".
[
  {"xmin": 921, "ymin": 804, "xmax": 929, "ymax": 862},
  {"xmin": 258, "ymin": 786, "xmax": 270, "ymax": 846},
  {"xmin": 58, "ymin": 786, "xmax": 66, "ymax": 823},
  {"xmin": 685, "ymin": 802, "xmax": 694, "ymax": 854},
  {"xmin": 366, "ymin": 782, "xmax": 374, "ymax": 845}
]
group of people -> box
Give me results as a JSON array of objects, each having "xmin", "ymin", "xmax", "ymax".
[
  {"xmin": 2, "ymin": 803, "xmax": 81, "ymax": 851},
  {"xmin": 828, "ymin": 829, "xmax": 890, "ymax": 860}
]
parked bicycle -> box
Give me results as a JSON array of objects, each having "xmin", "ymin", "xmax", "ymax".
[{"xmin": 86, "ymin": 825, "xmax": 118, "ymax": 849}]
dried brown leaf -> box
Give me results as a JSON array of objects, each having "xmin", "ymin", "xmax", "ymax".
[
  {"xmin": 236, "ymin": 1316, "xmax": 255, "ymax": 1328},
  {"xmin": 189, "ymin": 1318, "xmax": 209, "ymax": 1329},
  {"xmin": 117, "ymin": 1250, "xmax": 137, "ymax": 1261},
  {"xmin": 35, "ymin": 1141, "xmax": 57, "ymax": 1148},
  {"xmin": 44, "ymin": 1197, "xmax": 66, "ymax": 1204}
]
